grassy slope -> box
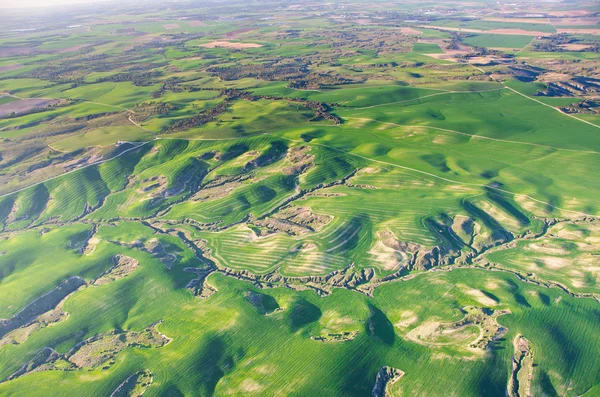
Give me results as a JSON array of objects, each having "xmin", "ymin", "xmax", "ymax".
[{"xmin": 0, "ymin": 6, "xmax": 599, "ymax": 396}]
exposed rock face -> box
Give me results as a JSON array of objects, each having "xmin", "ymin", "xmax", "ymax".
[
  {"xmin": 0, "ymin": 276, "xmax": 86, "ymax": 339},
  {"xmin": 372, "ymin": 366, "xmax": 404, "ymax": 397},
  {"xmin": 6, "ymin": 347, "xmax": 62, "ymax": 381},
  {"xmin": 68, "ymin": 324, "xmax": 170, "ymax": 368},
  {"xmin": 184, "ymin": 267, "xmax": 217, "ymax": 298},
  {"xmin": 193, "ymin": 174, "xmax": 252, "ymax": 201},
  {"xmin": 5, "ymin": 325, "xmax": 169, "ymax": 382},
  {"xmin": 218, "ymin": 264, "xmax": 376, "ymax": 296},
  {"xmin": 94, "ymin": 254, "xmax": 139, "ymax": 285},
  {"xmin": 379, "ymin": 230, "xmax": 420, "ymax": 253},
  {"xmin": 283, "ymin": 145, "xmax": 314, "ymax": 175},
  {"xmin": 253, "ymin": 206, "xmax": 332, "ymax": 236},
  {"xmin": 508, "ymin": 335, "xmax": 534, "ymax": 397},
  {"xmin": 110, "ymin": 369, "xmax": 153, "ymax": 397}
]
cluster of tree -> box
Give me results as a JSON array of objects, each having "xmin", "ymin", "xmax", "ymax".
[
  {"xmin": 282, "ymin": 27, "xmax": 413, "ymax": 53},
  {"xmin": 302, "ymin": 100, "xmax": 342, "ymax": 125},
  {"xmin": 20, "ymin": 50, "xmax": 169, "ymax": 86},
  {"xmin": 165, "ymin": 101, "xmax": 228, "ymax": 133},
  {"xmin": 207, "ymin": 61, "xmax": 309, "ymax": 82},
  {"xmin": 97, "ymin": 71, "xmax": 163, "ymax": 86},
  {"xmin": 447, "ymin": 32, "xmax": 463, "ymax": 51},
  {"xmin": 163, "ymin": 85, "xmax": 343, "ymax": 133},
  {"xmin": 162, "ymin": 87, "xmax": 263, "ymax": 133},
  {"xmin": 131, "ymin": 101, "xmax": 176, "ymax": 123},
  {"xmin": 534, "ymin": 34, "xmax": 599, "ymax": 53},
  {"xmin": 22, "ymin": 64, "xmax": 89, "ymax": 83},
  {"xmin": 232, "ymin": 89, "xmax": 342, "ymax": 125},
  {"xmin": 208, "ymin": 61, "xmax": 363, "ymax": 90},
  {"xmin": 288, "ymin": 71, "xmax": 364, "ymax": 90},
  {"xmin": 151, "ymin": 80, "xmax": 203, "ymax": 98}
]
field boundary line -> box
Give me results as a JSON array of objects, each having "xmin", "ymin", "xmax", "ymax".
[
  {"xmin": 321, "ymin": 85, "xmax": 451, "ymax": 93},
  {"xmin": 514, "ymin": 36, "xmax": 536, "ymax": 55},
  {"xmin": 505, "ymin": 86, "xmax": 600, "ymax": 130},
  {"xmin": 348, "ymin": 87, "xmax": 507, "ymax": 110},
  {"xmin": 80, "ymin": 100, "xmax": 132, "ymax": 112},
  {"xmin": 0, "ymin": 141, "xmax": 153, "ymax": 199},
  {"xmin": 277, "ymin": 136, "xmax": 595, "ymax": 217},
  {"xmin": 128, "ymin": 114, "xmax": 157, "ymax": 139},
  {"xmin": 345, "ymin": 117, "xmax": 600, "ymax": 155},
  {"xmin": 2, "ymin": 132, "xmax": 595, "ymax": 217}
]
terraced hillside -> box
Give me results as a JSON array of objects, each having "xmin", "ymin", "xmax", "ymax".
[{"xmin": 1, "ymin": 0, "xmax": 600, "ymax": 396}]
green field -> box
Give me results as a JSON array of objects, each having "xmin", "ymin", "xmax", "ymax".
[
  {"xmin": 0, "ymin": 0, "xmax": 599, "ymax": 395},
  {"xmin": 462, "ymin": 34, "xmax": 533, "ymax": 49},
  {"xmin": 412, "ymin": 43, "xmax": 444, "ymax": 54}
]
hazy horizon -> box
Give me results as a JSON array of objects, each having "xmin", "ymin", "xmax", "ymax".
[{"xmin": 1, "ymin": 0, "xmax": 112, "ymax": 9}]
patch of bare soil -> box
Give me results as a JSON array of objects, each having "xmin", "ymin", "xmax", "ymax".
[
  {"xmin": 550, "ymin": 17, "xmax": 600, "ymax": 25},
  {"xmin": 283, "ymin": 145, "xmax": 314, "ymax": 175},
  {"xmin": 187, "ymin": 20, "xmax": 206, "ymax": 27},
  {"xmin": 559, "ymin": 44, "xmax": 592, "ymax": 51},
  {"xmin": 68, "ymin": 323, "xmax": 170, "ymax": 368},
  {"xmin": 224, "ymin": 28, "xmax": 256, "ymax": 38},
  {"xmin": 399, "ymin": 27, "xmax": 422, "ymax": 35},
  {"xmin": 395, "ymin": 311, "xmax": 418, "ymax": 329},
  {"xmin": 133, "ymin": 172, "xmax": 192, "ymax": 206},
  {"xmin": 193, "ymin": 174, "xmax": 251, "ymax": 201},
  {"xmin": 465, "ymin": 288, "xmax": 498, "ymax": 306},
  {"xmin": 200, "ymin": 41, "xmax": 263, "ymax": 49},
  {"xmin": 538, "ymin": 72, "xmax": 573, "ymax": 82},
  {"xmin": 9, "ymin": 325, "xmax": 167, "ymax": 379},
  {"xmin": 380, "ymin": 230, "xmax": 421, "ymax": 252},
  {"xmin": 556, "ymin": 28, "xmax": 600, "ymax": 35},
  {"xmin": 350, "ymin": 18, "xmax": 377, "ymax": 25},
  {"xmin": 162, "ymin": 24, "xmax": 180, "ymax": 30},
  {"xmin": 253, "ymin": 206, "xmax": 332, "ymax": 236},
  {"xmin": 369, "ymin": 230, "xmax": 418, "ymax": 272},
  {"xmin": 94, "ymin": 255, "xmax": 139, "ymax": 285},
  {"xmin": 0, "ymin": 98, "xmax": 61, "ymax": 117},
  {"xmin": 467, "ymin": 56, "xmax": 500, "ymax": 65},
  {"xmin": 547, "ymin": 10, "xmax": 592, "ymax": 17},
  {"xmin": 0, "ymin": 64, "xmax": 23, "ymax": 73},
  {"xmin": 405, "ymin": 306, "xmax": 510, "ymax": 351},
  {"xmin": 368, "ymin": 239, "xmax": 406, "ymax": 272}
]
